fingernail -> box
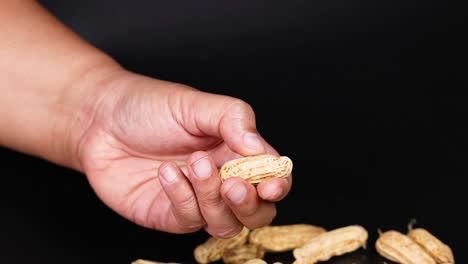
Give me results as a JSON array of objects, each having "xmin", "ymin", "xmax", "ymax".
[
  {"xmin": 227, "ymin": 182, "xmax": 247, "ymax": 204},
  {"xmin": 192, "ymin": 157, "xmax": 212, "ymax": 180},
  {"xmin": 263, "ymin": 182, "xmax": 282, "ymax": 199},
  {"xmin": 243, "ymin": 132, "xmax": 265, "ymax": 152},
  {"xmin": 161, "ymin": 165, "xmax": 177, "ymax": 183}
]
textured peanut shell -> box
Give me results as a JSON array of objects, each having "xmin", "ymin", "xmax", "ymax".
[
  {"xmin": 249, "ymin": 224, "xmax": 326, "ymax": 252},
  {"xmin": 131, "ymin": 260, "xmax": 180, "ymax": 264},
  {"xmin": 293, "ymin": 225, "xmax": 368, "ymax": 264},
  {"xmin": 220, "ymin": 155, "xmax": 292, "ymax": 184},
  {"xmin": 222, "ymin": 244, "xmax": 265, "ymax": 264},
  {"xmin": 408, "ymin": 228, "xmax": 454, "ymax": 264},
  {"xmin": 243, "ymin": 259, "xmax": 267, "ymax": 264},
  {"xmin": 376, "ymin": 230, "xmax": 436, "ymax": 264},
  {"xmin": 194, "ymin": 227, "xmax": 249, "ymax": 264}
]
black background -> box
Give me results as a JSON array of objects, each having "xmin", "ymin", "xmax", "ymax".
[{"xmin": 1, "ymin": 1, "xmax": 467, "ymax": 263}]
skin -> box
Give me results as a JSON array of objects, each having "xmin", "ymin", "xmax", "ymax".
[{"xmin": 0, "ymin": 0, "xmax": 292, "ymax": 238}]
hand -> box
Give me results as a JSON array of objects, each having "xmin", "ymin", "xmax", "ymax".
[{"xmin": 77, "ymin": 71, "xmax": 292, "ymax": 238}]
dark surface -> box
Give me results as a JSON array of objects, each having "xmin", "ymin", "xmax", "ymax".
[{"xmin": 1, "ymin": 1, "xmax": 467, "ymax": 263}]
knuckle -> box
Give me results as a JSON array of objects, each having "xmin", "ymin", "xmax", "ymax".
[
  {"xmin": 171, "ymin": 194, "xmax": 206, "ymax": 231},
  {"xmin": 227, "ymin": 99, "xmax": 255, "ymax": 118},
  {"xmin": 237, "ymin": 99, "xmax": 254, "ymax": 114},
  {"xmin": 232, "ymin": 98, "xmax": 252, "ymax": 110},
  {"xmin": 200, "ymin": 190, "xmax": 224, "ymax": 209},
  {"xmin": 176, "ymin": 192, "xmax": 198, "ymax": 212},
  {"xmin": 172, "ymin": 210, "xmax": 205, "ymax": 232},
  {"xmin": 180, "ymin": 222, "xmax": 205, "ymax": 233}
]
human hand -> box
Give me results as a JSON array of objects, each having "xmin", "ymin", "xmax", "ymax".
[{"xmin": 77, "ymin": 71, "xmax": 292, "ymax": 238}]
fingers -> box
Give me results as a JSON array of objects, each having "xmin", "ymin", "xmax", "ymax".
[
  {"xmin": 158, "ymin": 162, "xmax": 205, "ymax": 232},
  {"xmin": 256, "ymin": 177, "xmax": 291, "ymax": 202},
  {"xmin": 186, "ymin": 151, "xmax": 243, "ymax": 238},
  {"xmin": 221, "ymin": 177, "xmax": 277, "ymax": 229},
  {"xmin": 250, "ymin": 136, "xmax": 292, "ymax": 202},
  {"xmin": 210, "ymin": 143, "xmax": 243, "ymax": 168},
  {"xmin": 218, "ymin": 100, "xmax": 265, "ymax": 156},
  {"xmin": 184, "ymin": 92, "xmax": 293, "ymax": 202},
  {"xmin": 158, "ymin": 150, "xmax": 290, "ymax": 235}
]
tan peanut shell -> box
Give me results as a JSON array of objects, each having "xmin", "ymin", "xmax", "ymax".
[
  {"xmin": 293, "ymin": 225, "xmax": 368, "ymax": 264},
  {"xmin": 376, "ymin": 230, "xmax": 436, "ymax": 264},
  {"xmin": 243, "ymin": 259, "xmax": 267, "ymax": 264},
  {"xmin": 194, "ymin": 227, "xmax": 250, "ymax": 264},
  {"xmin": 131, "ymin": 260, "xmax": 180, "ymax": 264},
  {"xmin": 408, "ymin": 228, "xmax": 454, "ymax": 264},
  {"xmin": 249, "ymin": 224, "xmax": 326, "ymax": 252},
  {"xmin": 222, "ymin": 244, "xmax": 265, "ymax": 264},
  {"xmin": 220, "ymin": 155, "xmax": 292, "ymax": 184}
]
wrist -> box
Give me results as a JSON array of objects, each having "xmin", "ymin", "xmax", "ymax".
[{"xmin": 53, "ymin": 55, "xmax": 125, "ymax": 172}]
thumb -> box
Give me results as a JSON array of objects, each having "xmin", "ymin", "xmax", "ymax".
[{"xmin": 187, "ymin": 92, "xmax": 266, "ymax": 156}]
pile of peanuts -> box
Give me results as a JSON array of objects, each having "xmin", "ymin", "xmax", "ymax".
[{"xmin": 132, "ymin": 155, "xmax": 454, "ymax": 264}]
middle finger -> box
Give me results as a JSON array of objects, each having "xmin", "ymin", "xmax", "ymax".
[{"xmin": 186, "ymin": 151, "xmax": 243, "ymax": 238}]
